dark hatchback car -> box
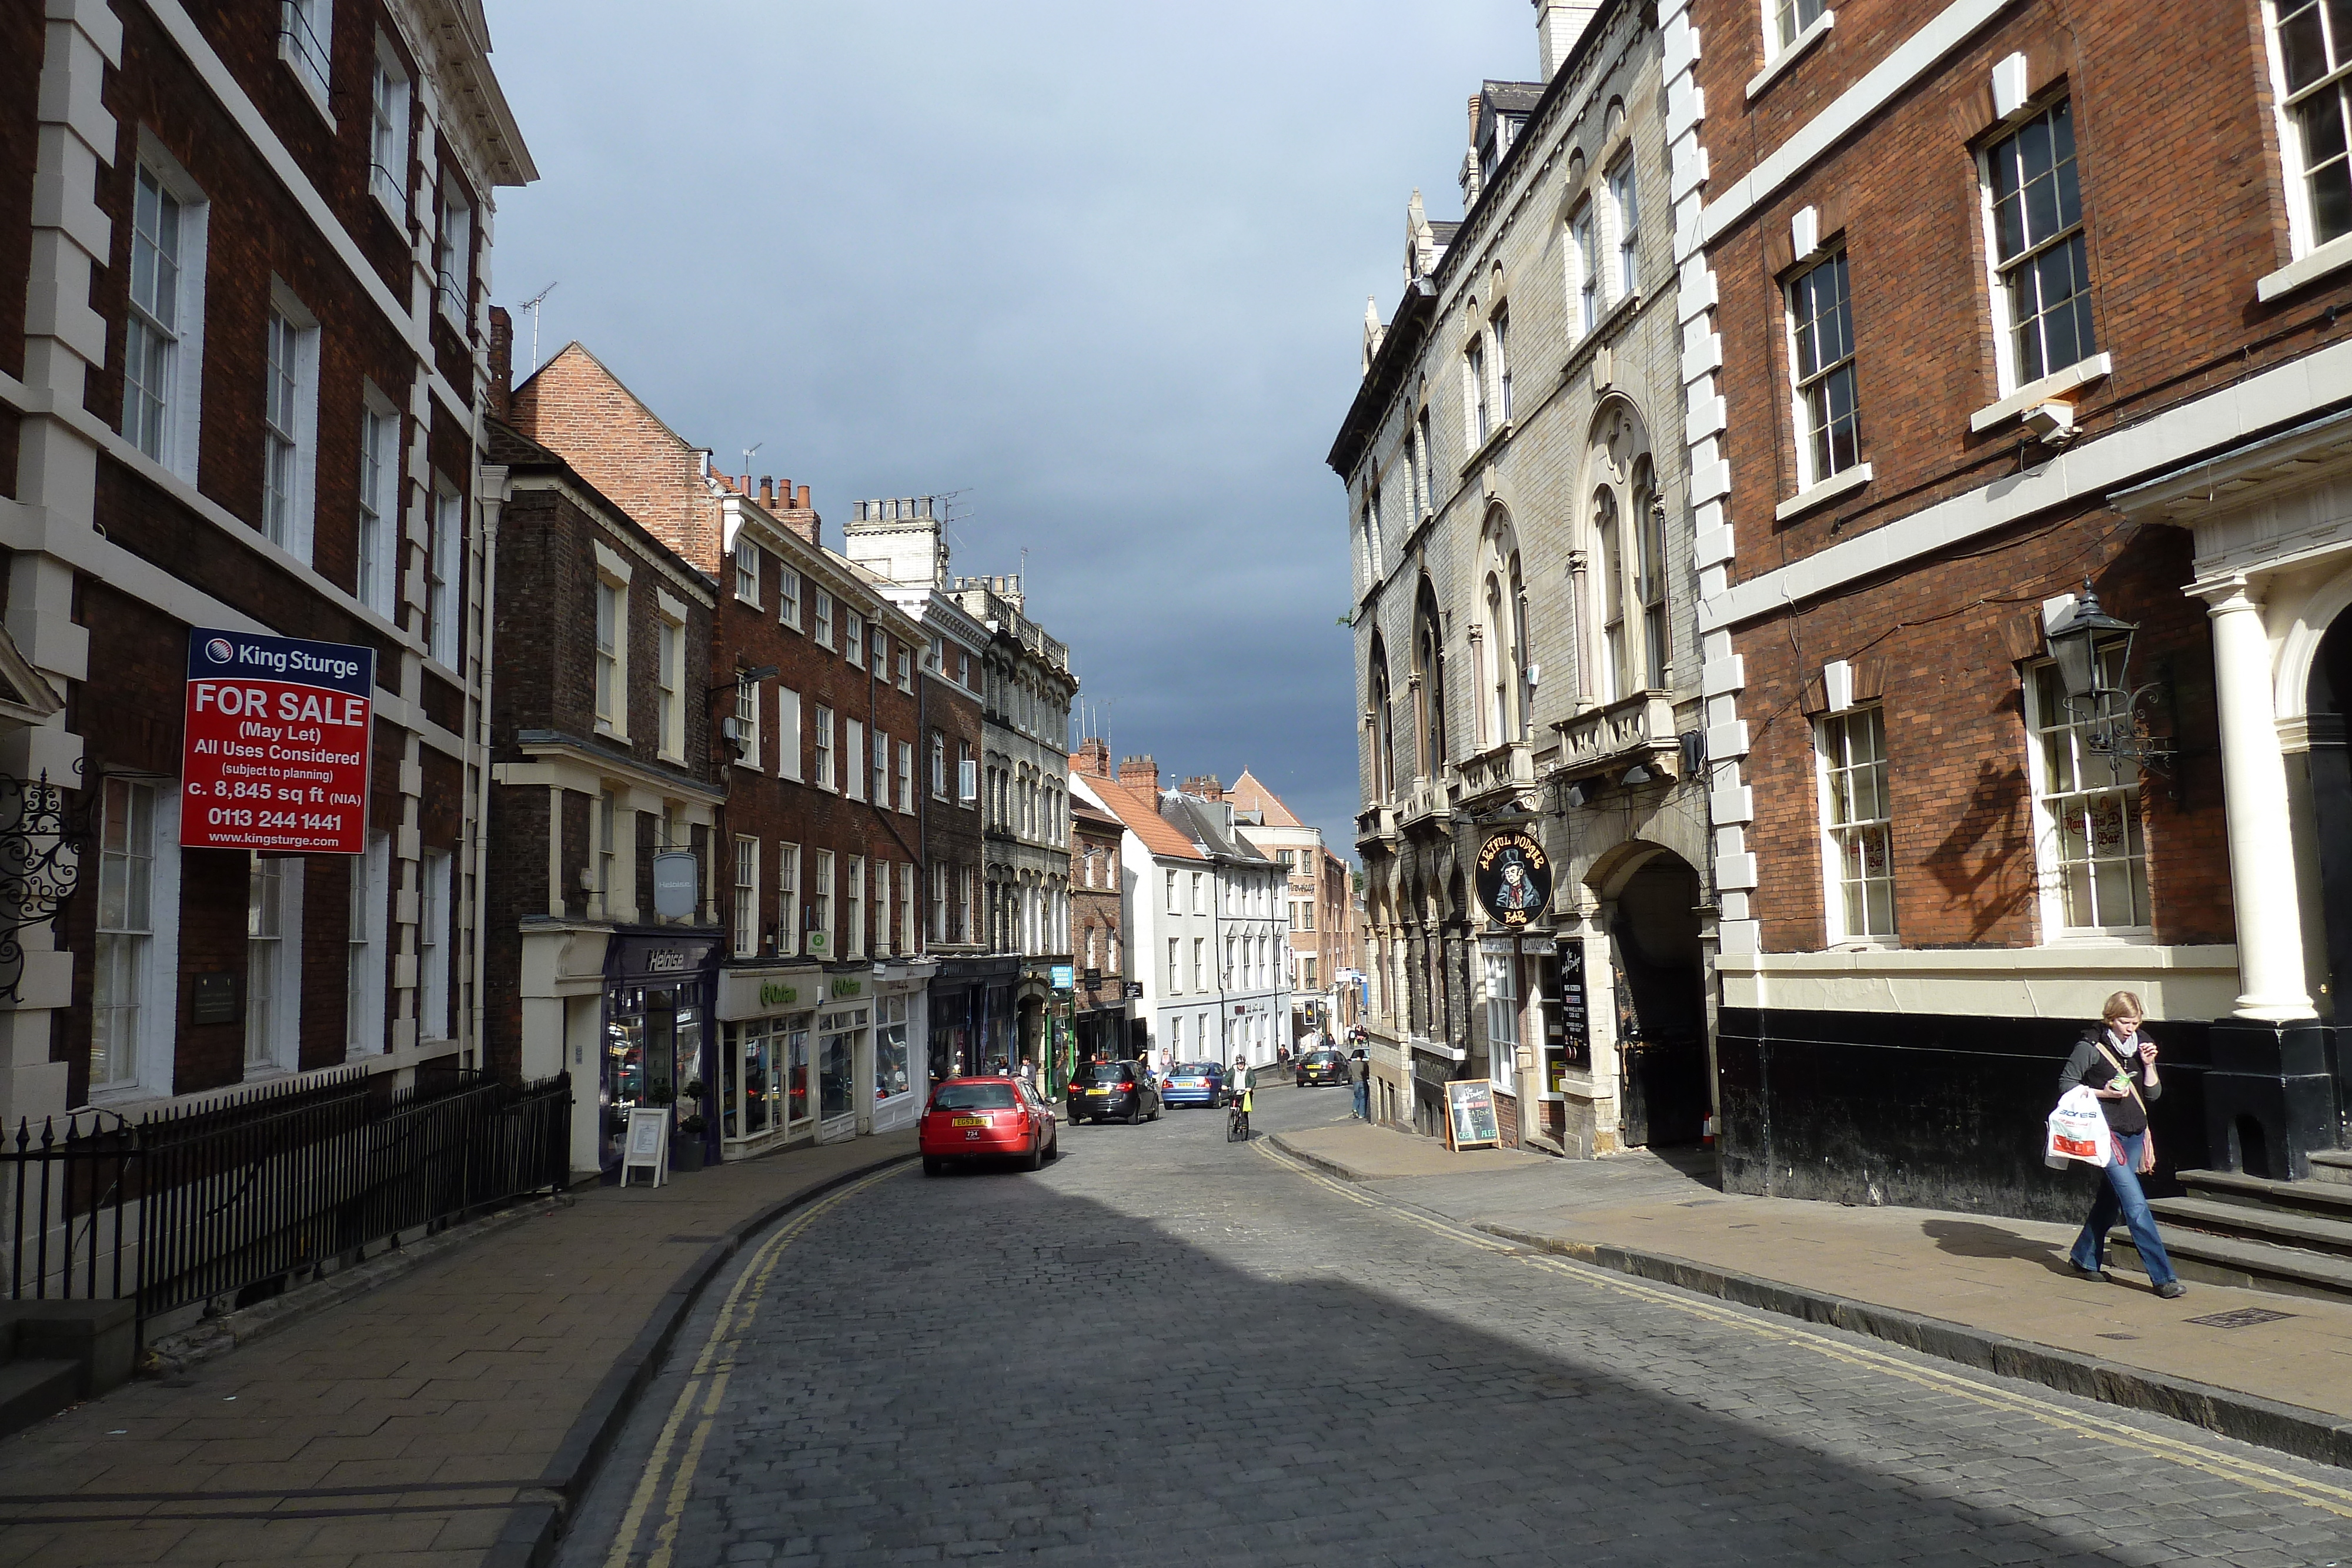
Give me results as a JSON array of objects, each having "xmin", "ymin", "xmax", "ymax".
[
  {"xmin": 1295, "ymin": 1049, "xmax": 1349, "ymax": 1088},
  {"xmin": 1067, "ymin": 1059, "xmax": 1162, "ymax": 1124}
]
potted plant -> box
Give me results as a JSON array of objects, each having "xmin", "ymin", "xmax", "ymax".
[{"xmin": 672, "ymin": 1112, "xmax": 707, "ymax": 1172}]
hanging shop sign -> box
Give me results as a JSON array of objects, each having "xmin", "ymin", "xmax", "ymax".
[
  {"xmin": 1050, "ymin": 963, "xmax": 1075, "ymax": 991},
  {"xmin": 1474, "ymin": 830, "xmax": 1551, "ymax": 928},
  {"xmin": 181, "ymin": 627, "xmax": 373, "ymax": 854},
  {"xmin": 652, "ymin": 850, "xmax": 699, "ymax": 921}
]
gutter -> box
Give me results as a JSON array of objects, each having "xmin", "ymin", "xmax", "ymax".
[{"xmin": 469, "ymin": 463, "xmax": 507, "ymax": 1072}]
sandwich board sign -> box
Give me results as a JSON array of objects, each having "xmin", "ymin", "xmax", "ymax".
[
  {"xmin": 621, "ymin": 1107, "xmax": 670, "ymax": 1188},
  {"xmin": 1445, "ymin": 1078, "xmax": 1502, "ymax": 1151}
]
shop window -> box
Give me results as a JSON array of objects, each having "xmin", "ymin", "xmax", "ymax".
[
  {"xmin": 723, "ymin": 1014, "xmax": 806, "ymax": 1144},
  {"xmin": 818, "ymin": 1007, "xmax": 865, "ymax": 1123},
  {"xmin": 875, "ymin": 995, "xmax": 911, "ymax": 1104},
  {"xmin": 1485, "ymin": 954, "xmax": 1519, "ymax": 1094}
]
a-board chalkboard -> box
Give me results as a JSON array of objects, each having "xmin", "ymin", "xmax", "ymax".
[
  {"xmin": 621, "ymin": 1106, "xmax": 669, "ymax": 1188},
  {"xmin": 1445, "ymin": 1079, "xmax": 1501, "ymax": 1150}
]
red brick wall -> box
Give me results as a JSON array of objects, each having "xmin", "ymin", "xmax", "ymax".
[
  {"xmin": 509, "ymin": 347, "xmax": 721, "ymax": 570},
  {"xmin": 1698, "ymin": 0, "xmax": 2352, "ymax": 581}
]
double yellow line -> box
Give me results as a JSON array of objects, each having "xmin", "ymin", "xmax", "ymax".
[
  {"xmin": 1255, "ymin": 1139, "xmax": 2352, "ymax": 1522},
  {"xmin": 600, "ymin": 1164, "xmax": 911, "ymax": 1568}
]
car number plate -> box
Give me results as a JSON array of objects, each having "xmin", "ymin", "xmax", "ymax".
[
  {"xmin": 1087, "ymin": 1088, "xmax": 1110, "ymax": 1095},
  {"xmin": 952, "ymin": 1116, "xmax": 986, "ymax": 1126}
]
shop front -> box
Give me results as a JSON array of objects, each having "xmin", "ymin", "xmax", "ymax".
[
  {"xmin": 601, "ymin": 932, "xmax": 721, "ymax": 1177},
  {"xmin": 927, "ymin": 956, "xmax": 1018, "ymax": 1080},
  {"xmin": 714, "ymin": 962, "xmax": 823, "ymax": 1161},
  {"xmin": 870, "ymin": 958, "xmax": 936, "ymax": 1134}
]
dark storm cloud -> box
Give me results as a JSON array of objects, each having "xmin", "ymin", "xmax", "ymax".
[{"xmin": 486, "ymin": 1, "xmax": 1533, "ymax": 855}]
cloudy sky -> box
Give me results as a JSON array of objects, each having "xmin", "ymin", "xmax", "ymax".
[{"xmin": 486, "ymin": 1, "xmax": 1536, "ymax": 857}]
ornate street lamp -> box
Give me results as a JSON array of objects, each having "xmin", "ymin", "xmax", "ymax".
[{"xmin": 2043, "ymin": 578, "xmax": 2176, "ymax": 794}]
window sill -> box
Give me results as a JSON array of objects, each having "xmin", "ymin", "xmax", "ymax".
[
  {"xmin": 2040, "ymin": 931, "xmax": 2158, "ymax": 947},
  {"xmin": 1562, "ymin": 289, "xmax": 1642, "ymax": 376},
  {"xmin": 1456, "ymin": 420, "xmax": 1515, "ymax": 477},
  {"xmin": 278, "ymin": 44, "xmax": 336, "ymax": 131},
  {"xmin": 1746, "ymin": 11, "xmax": 1835, "ymax": 101},
  {"xmin": 1969, "ymin": 353, "xmax": 2112, "ymax": 434},
  {"xmin": 1773, "ymin": 463, "xmax": 1873, "ymax": 522},
  {"xmin": 370, "ymin": 180, "xmax": 407, "ymax": 230},
  {"xmin": 734, "ymin": 594, "xmax": 761, "ymax": 610},
  {"xmin": 2258, "ymin": 231, "xmax": 2352, "ymax": 303},
  {"xmin": 732, "ymin": 757, "xmax": 764, "ymax": 773}
]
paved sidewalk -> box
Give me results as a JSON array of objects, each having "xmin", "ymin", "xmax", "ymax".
[
  {"xmin": 0, "ymin": 1131, "xmax": 918, "ymax": 1568},
  {"xmin": 1271, "ymin": 1118, "xmax": 2352, "ymax": 1465}
]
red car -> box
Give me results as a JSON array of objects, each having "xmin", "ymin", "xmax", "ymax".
[{"xmin": 920, "ymin": 1076, "xmax": 1059, "ymax": 1175}]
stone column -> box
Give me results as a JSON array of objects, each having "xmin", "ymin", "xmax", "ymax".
[{"xmin": 2203, "ymin": 577, "xmax": 2318, "ymax": 1021}]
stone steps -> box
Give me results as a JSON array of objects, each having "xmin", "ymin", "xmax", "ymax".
[
  {"xmin": 0, "ymin": 1355, "xmax": 81, "ymax": 1442},
  {"xmin": 2105, "ymin": 1166, "xmax": 2352, "ymax": 1303}
]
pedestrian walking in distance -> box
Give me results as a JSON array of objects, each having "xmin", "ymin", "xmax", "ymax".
[
  {"xmin": 1348, "ymin": 1048, "xmax": 1370, "ymax": 1121},
  {"xmin": 2063, "ymin": 991, "xmax": 2186, "ymax": 1299}
]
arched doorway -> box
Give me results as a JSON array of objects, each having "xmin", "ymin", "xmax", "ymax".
[
  {"xmin": 1607, "ymin": 848, "xmax": 1709, "ymax": 1148},
  {"xmin": 2306, "ymin": 613, "xmax": 2352, "ymax": 1162}
]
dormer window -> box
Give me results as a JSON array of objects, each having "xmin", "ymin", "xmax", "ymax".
[{"xmin": 1479, "ymin": 113, "xmax": 1526, "ymax": 190}]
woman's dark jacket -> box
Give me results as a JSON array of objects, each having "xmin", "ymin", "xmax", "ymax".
[{"xmin": 2059, "ymin": 1029, "xmax": 2160, "ymax": 1135}]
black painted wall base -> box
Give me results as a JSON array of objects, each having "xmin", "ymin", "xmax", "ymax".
[
  {"xmin": 1712, "ymin": 1007, "xmax": 2327, "ymax": 1224},
  {"xmin": 2204, "ymin": 1018, "xmax": 2340, "ymax": 1181}
]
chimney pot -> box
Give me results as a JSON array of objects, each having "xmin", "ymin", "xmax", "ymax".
[{"xmin": 796, "ymin": 484, "xmax": 810, "ymax": 509}]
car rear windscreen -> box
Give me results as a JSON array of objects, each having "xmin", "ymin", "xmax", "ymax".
[
  {"xmin": 1176, "ymin": 1063, "xmax": 1218, "ymax": 1075},
  {"xmin": 931, "ymin": 1083, "xmax": 1018, "ymax": 1110},
  {"xmin": 1080, "ymin": 1062, "xmax": 1133, "ymax": 1082}
]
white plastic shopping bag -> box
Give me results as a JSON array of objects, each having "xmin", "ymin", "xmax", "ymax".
[{"xmin": 2044, "ymin": 1084, "xmax": 2112, "ymax": 1169}]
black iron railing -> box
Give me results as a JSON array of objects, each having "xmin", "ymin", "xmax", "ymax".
[{"xmin": 5, "ymin": 1068, "xmax": 569, "ymax": 1346}]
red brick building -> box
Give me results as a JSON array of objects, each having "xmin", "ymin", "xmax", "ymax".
[
  {"xmin": 480, "ymin": 414, "xmax": 720, "ymax": 1177},
  {"xmin": 507, "ymin": 345, "xmax": 941, "ymax": 1160},
  {"xmin": 1675, "ymin": 0, "xmax": 2352, "ymax": 1213},
  {"xmin": 1070, "ymin": 750, "xmax": 1130, "ymax": 1062},
  {"xmin": 2, "ymin": 1, "xmax": 531, "ymax": 1129}
]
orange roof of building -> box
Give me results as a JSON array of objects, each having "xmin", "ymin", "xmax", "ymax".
[
  {"xmin": 1226, "ymin": 769, "xmax": 1302, "ymax": 828},
  {"xmin": 1078, "ymin": 774, "xmax": 1206, "ymax": 862}
]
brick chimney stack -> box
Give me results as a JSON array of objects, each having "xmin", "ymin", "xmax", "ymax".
[
  {"xmin": 487, "ymin": 306, "xmax": 513, "ymax": 422},
  {"xmin": 766, "ymin": 477, "xmax": 819, "ymax": 548},
  {"xmin": 1074, "ymin": 738, "xmax": 1111, "ymax": 778},
  {"xmin": 1118, "ymin": 755, "xmax": 1160, "ymax": 795},
  {"xmin": 1182, "ymin": 774, "xmax": 1224, "ymax": 801}
]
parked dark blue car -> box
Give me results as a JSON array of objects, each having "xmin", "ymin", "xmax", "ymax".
[{"xmin": 1160, "ymin": 1061, "xmax": 1229, "ymax": 1108}]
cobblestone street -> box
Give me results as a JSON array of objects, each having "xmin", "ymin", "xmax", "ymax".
[{"xmin": 560, "ymin": 1086, "xmax": 2352, "ymax": 1567}]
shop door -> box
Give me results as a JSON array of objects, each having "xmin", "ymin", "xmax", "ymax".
[{"xmin": 1611, "ymin": 852, "xmax": 1709, "ymax": 1148}]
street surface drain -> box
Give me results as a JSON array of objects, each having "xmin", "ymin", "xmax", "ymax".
[{"xmin": 2185, "ymin": 1307, "xmax": 2296, "ymax": 1329}]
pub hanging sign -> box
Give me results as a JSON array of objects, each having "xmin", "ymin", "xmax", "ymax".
[
  {"xmin": 1474, "ymin": 830, "xmax": 1552, "ymax": 928},
  {"xmin": 180, "ymin": 627, "xmax": 374, "ymax": 855}
]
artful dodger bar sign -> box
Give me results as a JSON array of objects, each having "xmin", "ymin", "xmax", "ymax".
[{"xmin": 181, "ymin": 628, "xmax": 374, "ymax": 855}]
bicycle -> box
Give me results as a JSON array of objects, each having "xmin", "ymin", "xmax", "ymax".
[{"xmin": 1227, "ymin": 1082, "xmax": 1252, "ymax": 1142}]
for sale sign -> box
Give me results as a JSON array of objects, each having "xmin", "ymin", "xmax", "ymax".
[{"xmin": 181, "ymin": 628, "xmax": 374, "ymax": 854}]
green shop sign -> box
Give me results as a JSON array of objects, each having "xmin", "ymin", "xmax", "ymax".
[
  {"xmin": 830, "ymin": 976, "xmax": 864, "ymax": 998},
  {"xmin": 759, "ymin": 981, "xmax": 799, "ymax": 1007}
]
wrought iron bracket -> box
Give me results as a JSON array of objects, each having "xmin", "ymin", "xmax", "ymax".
[{"xmin": 0, "ymin": 770, "xmax": 94, "ymax": 1004}]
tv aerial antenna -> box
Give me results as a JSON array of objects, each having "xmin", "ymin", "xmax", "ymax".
[{"xmin": 519, "ymin": 281, "xmax": 557, "ymax": 376}]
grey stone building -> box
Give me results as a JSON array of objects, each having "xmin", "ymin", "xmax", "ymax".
[{"xmin": 1332, "ymin": 0, "xmax": 1709, "ymax": 1154}]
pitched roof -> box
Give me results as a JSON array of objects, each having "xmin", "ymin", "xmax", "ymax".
[
  {"xmin": 1074, "ymin": 774, "xmax": 1205, "ymax": 863},
  {"xmin": 1165, "ymin": 795, "xmax": 1273, "ymax": 865},
  {"xmin": 1224, "ymin": 769, "xmax": 1302, "ymax": 828}
]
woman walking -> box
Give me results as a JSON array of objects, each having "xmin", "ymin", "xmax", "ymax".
[{"xmin": 2063, "ymin": 991, "xmax": 2186, "ymax": 1299}]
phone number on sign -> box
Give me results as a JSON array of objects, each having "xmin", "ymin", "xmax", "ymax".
[{"xmin": 204, "ymin": 808, "xmax": 345, "ymax": 831}]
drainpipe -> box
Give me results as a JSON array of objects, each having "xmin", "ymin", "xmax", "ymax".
[{"xmin": 469, "ymin": 464, "xmax": 507, "ymax": 1078}]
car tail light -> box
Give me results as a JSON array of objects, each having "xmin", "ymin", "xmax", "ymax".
[{"xmin": 1119, "ymin": 1080, "xmax": 1134, "ymax": 1091}]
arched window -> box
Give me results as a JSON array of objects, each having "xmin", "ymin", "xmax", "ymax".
[
  {"xmin": 1632, "ymin": 457, "xmax": 1667, "ymax": 690},
  {"xmin": 1593, "ymin": 487, "xmax": 1624, "ymax": 702},
  {"xmin": 1369, "ymin": 636, "xmax": 1396, "ymax": 800},
  {"xmin": 1484, "ymin": 572, "xmax": 1508, "ymax": 744},
  {"xmin": 1412, "ymin": 588, "xmax": 1448, "ymax": 779},
  {"xmin": 1509, "ymin": 551, "xmax": 1531, "ymax": 738}
]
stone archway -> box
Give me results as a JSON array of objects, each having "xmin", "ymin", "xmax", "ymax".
[{"xmin": 1592, "ymin": 842, "xmax": 1709, "ymax": 1148}]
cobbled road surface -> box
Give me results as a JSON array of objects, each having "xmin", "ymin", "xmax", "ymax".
[{"xmin": 559, "ymin": 1083, "xmax": 2352, "ymax": 1568}]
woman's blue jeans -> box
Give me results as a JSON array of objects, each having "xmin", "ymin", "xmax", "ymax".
[{"xmin": 2069, "ymin": 1131, "xmax": 2178, "ymax": 1287}]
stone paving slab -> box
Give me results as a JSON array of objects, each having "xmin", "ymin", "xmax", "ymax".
[
  {"xmin": 1269, "ymin": 1116, "xmax": 2352, "ymax": 1459},
  {"xmin": 0, "ymin": 1131, "xmax": 918, "ymax": 1567}
]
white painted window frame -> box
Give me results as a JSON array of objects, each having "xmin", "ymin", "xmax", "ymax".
[
  {"xmin": 125, "ymin": 137, "xmax": 209, "ymax": 481},
  {"xmin": 2021, "ymin": 654, "xmax": 2154, "ymax": 941}
]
